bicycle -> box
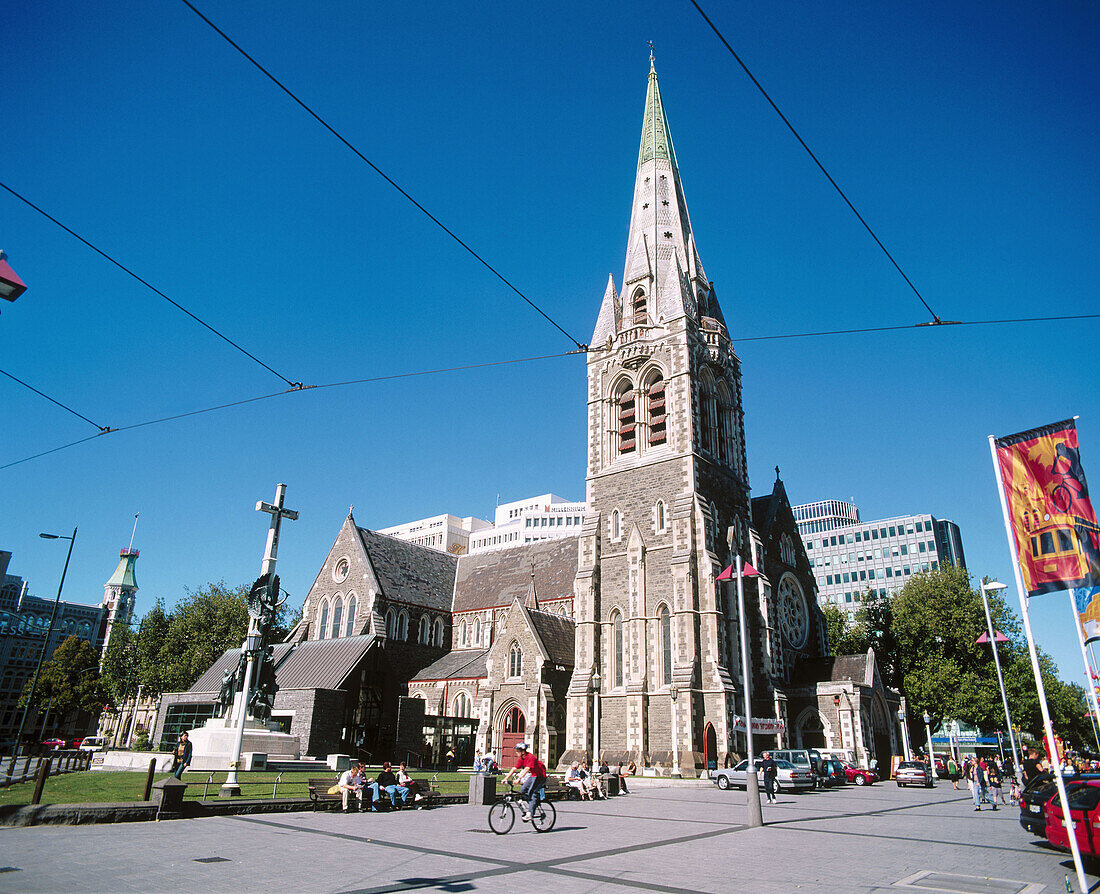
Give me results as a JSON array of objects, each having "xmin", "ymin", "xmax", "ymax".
[{"xmin": 488, "ymin": 782, "xmax": 556, "ymax": 833}]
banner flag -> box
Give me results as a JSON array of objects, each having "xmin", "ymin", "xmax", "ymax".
[{"xmin": 994, "ymin": 418, "xmax": 1100, "ymax": 598}]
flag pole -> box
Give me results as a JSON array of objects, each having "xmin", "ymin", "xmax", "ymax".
[
  {"xmin": 1071, "ymin": 596, "xmax": 1100, "ymax": 750},
  {"xmin": 989, "ymin": 435, "xmax": 1088, "ymax": 893}
]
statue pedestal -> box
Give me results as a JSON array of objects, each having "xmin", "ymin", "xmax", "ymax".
[{"xmin": 187, "ymin": 716, "xmax": 301, "ymax": 771}]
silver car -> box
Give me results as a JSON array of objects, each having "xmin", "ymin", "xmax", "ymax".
[
  {"xmin": 713, "ymin": 758, "xmax": 816, "ymax": 793},
  {"xmin": 895, "ymin": 760, "xmax": 934, "ymax": 788}
]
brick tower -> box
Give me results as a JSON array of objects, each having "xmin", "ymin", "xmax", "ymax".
[{"xmin": 564, "ymin": 57, "xmax": 750, "ymax": 775}]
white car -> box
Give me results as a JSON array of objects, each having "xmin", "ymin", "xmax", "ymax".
[
  {"xmin": 78, "ymin": 736, "xmax": 107, "ymax": 752},
  {"xmin": 713, "ymin": 758, "xmax": 816, "ymax": 793}
]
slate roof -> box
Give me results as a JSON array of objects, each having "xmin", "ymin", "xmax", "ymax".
[
  {"xmin": 411, "ymin": 649, "xmax": 490, "ymax": 682},
  {"xmin": 789, "ymin": 652, "xmax": 871, "ymax": 687},
  {"xmin": 528, "ymin": 609, "xmax": 575, "ymax": 667},
  {"xmin": 357, "ymin": 527, "xmax": 458, "ymax": 612},
  {"xmin": 453, "ymin": 537, "xmax": 578, "ymax": 613},
  {"xmin": 189, "ymin": 634, "xmax": 376, "ymax": 694}
]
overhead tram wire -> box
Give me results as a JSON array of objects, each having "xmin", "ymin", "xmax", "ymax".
[
  {"xmin": 5, "ymin": 310, "xmax": 1095, "ymax": 472},
  {"xmin": 0, "ymin": 349, "xmax": 584, "ymax": 471},
  {"xmin": 178, "ymin": 0, "xmax": 586, "ymax": 353},
  {"xmin": 0, "ymin": 181, "xmax": 302, "ymax": 390},
  {"xmin": 0, "ymin": 368, "xmax": 111, "ymax": 433},
  {"xmin": 688, "ymin": 0, "xmax": 946, "ymax": 326}
]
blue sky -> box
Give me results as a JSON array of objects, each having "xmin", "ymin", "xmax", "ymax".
[{"xmin": 2, "ymin": 1, "xmax": 1097, "ymax": 689}]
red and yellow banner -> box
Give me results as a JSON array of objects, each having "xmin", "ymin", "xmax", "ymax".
[{"xmin": 995, "ymin": 419, "xmax": 1100, "ymax": 597}]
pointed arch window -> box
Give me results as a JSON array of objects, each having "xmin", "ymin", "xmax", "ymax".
[
  {"xmin": 504, "ymin": 705, "xmax": 526, "ymax": 733},
  {"xmin": 659, "ymin": 604, "xmax": 672, "ymax": 686},
  {"xmin": 386, "ymin": 608, "xmax": 397, "ymax": 639},
  {"xmin": 647, "ymin": 376, "xmax": 667, "ymax": 446},
  {"xmin": 452, "ymin": 691, "xmax": 471, "ymax": 717},
  {"xmin": 419, "ymin": 615, "xmax": 430, "ymax": 644},
  {"xmin": 509, "ymin": 642, "xmax": 523, "ymax": 678},
  {"xmin": 612, "ymin": 610, "xmax": 624, "ymax": 688},
  {"xmin": 459, "ymin": 619, "xmax": 467, "ymax": 646},
  {"xmin": 397, "ymin": 610, "xmax": 409, "ymax": 642},
  {"xmin": 618, "ymin": 385, "xmax": 637, "ymax": 454},
  {"xmin": 433, "ymin": 617, "xmax": 444, "ymax": 647},
  {"xmin": 318, "ymin": 600, "xmax": 330, "ymax": 641},
  {"xmin": 345, "ymin": 595, "xmax": 357, "ymax": 637},
  {"xmin": 331, "ymin": 597, "xmax": 343, "ymax": 639},
  {"xmin": 474, "ymin": 617, "xmax": 482, "ymax": 646},
  {"xmin": 655, "ymin": 499, "xmax": 667, "ymax": 533},
  {"xmin": 632, "ymin": 287, "xmax": 649, "ymax": 326},
  {"xmin": 611, "ymin": 508, "xmax": 622, "ymax": 541}
]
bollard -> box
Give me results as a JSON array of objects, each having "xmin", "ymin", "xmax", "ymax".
[
  {"xmin": 22, "ymin": 754, "xmax": 33, "ymax": 782},
  {"xmin": 31, "ymin": 758, "xmax": 51, "ymax": 805},
  {"xmin": 142, "ymin": 758, "xmax": 157, "ymax": 801}
]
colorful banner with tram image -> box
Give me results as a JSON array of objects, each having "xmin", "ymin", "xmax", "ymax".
[{"xmin": 994, "ymin": 419, "xmax": 1100, "ymax": 598}]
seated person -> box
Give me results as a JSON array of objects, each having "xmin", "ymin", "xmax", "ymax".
[
  {"xmin": 580, "ymin": 760, "xmax": 603, "ymax": 799},
  {"xmin": 566, "ymin": 761, "xmax": 590, "ymax": 799},
  {"xmin": 338, "ymin": 762, "xmax": 366, "ymax": 812},
  {"xmin": 627, "ymin": 760, "xmax": 637, "ymax": 776},
  {"xmin": 396, "ymin": 761, "xmax": 425, "ymax": 804},
  {"xmin": 369, "ymin": 762, "xmax": 408, "ymax": 810},
  {"xmin": 482, "ymin": 751, "xmax": 498, "ymax": 775}
]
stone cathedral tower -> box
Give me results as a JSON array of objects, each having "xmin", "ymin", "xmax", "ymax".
[{"xmin": 564, "ymin": 60, "xmax": 754, "ymax": 775}]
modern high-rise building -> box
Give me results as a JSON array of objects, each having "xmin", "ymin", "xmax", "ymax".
[
  {"xmin": 468, "ymin": 494, "xmax": 586, "ymax": 553},
  {"xmin": 376, "ymin": 513, "xmax": 492, "ymax": 556},
  {"xmin": 790, "ymin": 502, "xmax": 966, "ymax": 609}
]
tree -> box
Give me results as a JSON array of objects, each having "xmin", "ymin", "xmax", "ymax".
[
  {"xmin": 19, "ymin": 636, "xmax": 106, "ymax": 718},
  {"xmin": 157, "ymin": 581, "xmax": 250, "ymax": 694}
]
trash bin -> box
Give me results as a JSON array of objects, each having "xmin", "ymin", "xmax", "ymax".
[
  {"xmin": 469, "ymin": 773, "xmax": 496, "ymax": 805},
  {"xmin": 602, "ymin": 774, "xmax": 621, "ymax": 796}
]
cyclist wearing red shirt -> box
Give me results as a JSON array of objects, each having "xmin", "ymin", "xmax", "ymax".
[{"xmin": 502, "ymin": 741, "xmax": 546, "ymax": 821}]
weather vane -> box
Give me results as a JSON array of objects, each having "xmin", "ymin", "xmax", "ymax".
[{"xmin": 649, "ymin": 40, "xmax": 655, "ymax": 69}]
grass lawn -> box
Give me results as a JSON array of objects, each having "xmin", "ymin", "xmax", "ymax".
[{"xmin": 0, "ymin": 767, "xmax": 474, "ymax": 807}]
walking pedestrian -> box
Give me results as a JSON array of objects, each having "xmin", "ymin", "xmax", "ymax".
[
  {"xmin": 947, "ymin": 756, "xmax": 959, "ymax": 790},
  {"xmin": 987, "ymin": 759, "xmax": 1002, "ymax": 809},
  {"xmin": 170, "ymin": 731, "xmax": 192, "ymax": 780},
  {"xmin": 761, "ymin": 751, "xmax": 779, "ymax": 804}
]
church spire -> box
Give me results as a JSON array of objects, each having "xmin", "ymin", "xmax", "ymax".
[{"xmin": 619, "ymin": 58, "xmax": 709, "ymax": 330}]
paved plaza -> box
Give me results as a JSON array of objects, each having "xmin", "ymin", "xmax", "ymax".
[{"xmin": 0, "ymin": 781, "xmax": 1092, "ymax": 893}]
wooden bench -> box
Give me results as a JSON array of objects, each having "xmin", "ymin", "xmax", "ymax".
[{"xmin": 308, "ymin": 777, "xmax": 342, "ymax": 811}]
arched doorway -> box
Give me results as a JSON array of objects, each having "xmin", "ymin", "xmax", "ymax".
[
  {"xmin": 703, "ymin": 723, "xmax": 718, "ymax": 777},
  {"xmin": 871, "ymin": 696, "xmax": 893, "ymax": 772},
  {"xmin": 799, "ymin": 712, "xmax": 827, "ymax": 750},
  {"xmin": 500, "ymin": 705, "xmax": 527, "ymax": 770}
]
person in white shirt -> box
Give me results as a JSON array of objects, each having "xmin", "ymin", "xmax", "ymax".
[{"xmin": 338, "ymin": 763, "xmax": 366, "ymax": 812}]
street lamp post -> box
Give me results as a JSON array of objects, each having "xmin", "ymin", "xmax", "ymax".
[
  {"xmin": 979, "ymin": 579, "xmax": 1023, "ymax": 788},
  {"xmin": 923, "ymin": 712, "xmax": 936, "ymax": 785},
  {"xmin": 897, "ymin": 705, "xmax": 911, "ymax": 761},
  {"xmin": 9, "ymin": 528, "xmax": 76, "ymax": 769},
  {"xmin": 591, "ymin": 670, "xmax": 601, "ymax": 763}
]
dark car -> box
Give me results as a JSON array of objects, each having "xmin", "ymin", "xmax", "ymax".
[
  {"xmin": 820, "ymin": 759, "xmax": 848, "ymax": 787},
  {"xmin": 1019, "ymin": 771, "xmax": 1100, "ymax": 837}
]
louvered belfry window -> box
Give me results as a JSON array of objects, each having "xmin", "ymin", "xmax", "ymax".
[
  {"xmin": 619, "ymin": 389, "xmax": 637, "ymax": 453},
  {"xmin": 648, "ymin": 378, "xmax": 667, "ymax": 445}
]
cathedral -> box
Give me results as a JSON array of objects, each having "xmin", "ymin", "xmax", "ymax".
[{"xmin": 157, "ymin": 60, "xmax": 903, "ymax": 775}]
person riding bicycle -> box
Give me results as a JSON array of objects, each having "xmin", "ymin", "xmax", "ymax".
[{"xmin": 502, "ymin": 741, "xmax": 546, "ymax": 823}]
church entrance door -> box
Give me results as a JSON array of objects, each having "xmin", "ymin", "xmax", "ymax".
[{"xmin": 500, "ymin": 705, "xmax": 527, "ymax": 770}]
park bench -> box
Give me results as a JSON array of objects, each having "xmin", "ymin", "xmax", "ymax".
[{"xmin": 308, "ymin": 777, "xmax": 342, "ymax": 810}]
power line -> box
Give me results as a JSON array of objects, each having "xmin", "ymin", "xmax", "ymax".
[
  {"xmin": 688, "ymin": 0, "xmax": 943, "ymax": 324},
  {"xmin": 732, "ymin": 313, "xmax": 1100, "ymax": 343},
  {"xmin": 1, "ymin": 350, "xmax": 583, "ymax": 471},
  {"xmin": 0, "ymin": 181, "xmax": 302, "ymax": 389},
  {"xmin": 179, "ymin": 0, "xmax": 586, "ymax": 353},
  {"xmin": 0, "ymin": 368, "xmax": 110, "ymax": 432}
]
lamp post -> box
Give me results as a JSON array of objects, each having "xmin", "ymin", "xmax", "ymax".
[
  {"xmin": 897, "ymin": 704, "xmax": 912, "ymax": 761},
  {"xmin": 10, "ymin": 528, "xmax": 76, "ymax": 768},
  {"xmin": 670, "ymin": 683, "xmax": 680, "ymax": 777},
  {"xmin": 923, "ymin": 712, "xmax": 936, "ymax": 784},
  {"xmin": 734, "ymin": 555, "xmax": 763, "ymax": 827},
  {"xmin": 979, "ymin": 579, "xmax": 1023, "ymax": 788},
  {"xmin": 591, "ymin": 669, "xmax": 601, "ymax": 763}
]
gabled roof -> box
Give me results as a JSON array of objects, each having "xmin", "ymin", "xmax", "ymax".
[
  {"xmin": 411, "ymin": 649, "xmax": 490, "ymax": 682},
  {"xmin": 527, "ymin": 609, "xmax": 575, "ymax": 668},
  {"xmin": 453, "ymin": 537, "xmax": 577, "ymax": 613},
  {"xmin": 357, "ymin": 527, "xmax": 457, "ymax": 612},
  {"xmin": 189, "ymin": 634, "xmax": 377, "ymax": 694},
  {"xmin": 789, "ymin": 651, "xmax": 874, "ymax": 687}
]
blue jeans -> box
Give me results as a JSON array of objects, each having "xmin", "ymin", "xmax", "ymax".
[
  {"xmin": 521, "ymin": 776, "xmax": 545, "ymax": 816},
  {"xmin": 172, "ymin": 763, "xmax": 187, "ymax": 780},
  {"xmin": 370, "ymin": 783, "xmax": 409, "ymax": 807}
]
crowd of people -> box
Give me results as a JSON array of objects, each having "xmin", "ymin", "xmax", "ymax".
[
  {"xmin": 335, "ymin": 760, "xmax": 428, "ymax": 813},
  {"xmin": 564, "ymin": 759, "xmax": 634, "ymax": 799}
]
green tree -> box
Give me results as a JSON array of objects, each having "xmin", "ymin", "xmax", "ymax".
[
  {"xmin": 19, "ymin": 636, "xmax": 106, "ymax": 717},
  {"xmin": 157, "ymin": 581, "xmax": 250, "ymax": 694}
]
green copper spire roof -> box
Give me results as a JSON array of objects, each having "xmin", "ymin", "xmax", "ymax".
[
  {"xmin": 636, "ymin": 63, "xmax": 677, "ymax": 172},
  {"xmin": 105, "ymin": 548, "xmax": 139, "ymax": 590}
]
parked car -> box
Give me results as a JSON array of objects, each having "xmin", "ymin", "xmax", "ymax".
[
  {"xmin": 1046, "ymin": 780, "xmax": 1100, "ymax": 857},
  {"xmin": 771, "ymin": 749, "xmax": 819, "ymax": 789},
  {"xmin": 713, "ymin": 758, "xmax": 816, "ymax": 793},
  {"xmin": 1019, "ymin": 772, "xmax": 1100, "ymax": 837},
  {"xmin": 818, "ymin": 759, "xmax": 848, "ymax": 787},
  {"xmin": 843, "ymin": 763, "xmax": 878, "ymax": 786},
  {"xmin": 40, "ymin": 738, "xmax": 66, "ymax": 750},
  {"xmin": 78, "ymin": 736, "xmax": 107, "ymax": 752},
  {"xmin": 895, "ymin": 761, "xmax": 934, "ymax": 787}
]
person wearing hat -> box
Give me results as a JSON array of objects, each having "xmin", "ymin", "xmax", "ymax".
[{"xmin": 502, "ymin": 741, "xmax": 547, "ymax": 822}]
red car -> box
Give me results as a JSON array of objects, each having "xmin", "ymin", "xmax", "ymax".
[
  {"xmin": 1045, "ymin": 780, "xmax": 1100, "ymax": 856},
  {"xmin": 843, "ymin": 763, "xmax": 878, "ymax": 786},
  {"xmin": 40, "ymin": 738, "xmax": 66, "ymax": 749}
]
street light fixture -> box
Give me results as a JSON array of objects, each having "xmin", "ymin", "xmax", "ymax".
[
  {"xmin": 9, "ymin": 528, "xmax": 77, "ymax": 770},
  {"xmin": 0, "ymin": 251, "xmax": 27, "ymax": 302},
  {"xmin": 979, "ymin": 579, "xmax": 1023, "ymax": 788},
  {"xmin": 923, "ymin": 711, "xmax": 936, "ymax": 784}
]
